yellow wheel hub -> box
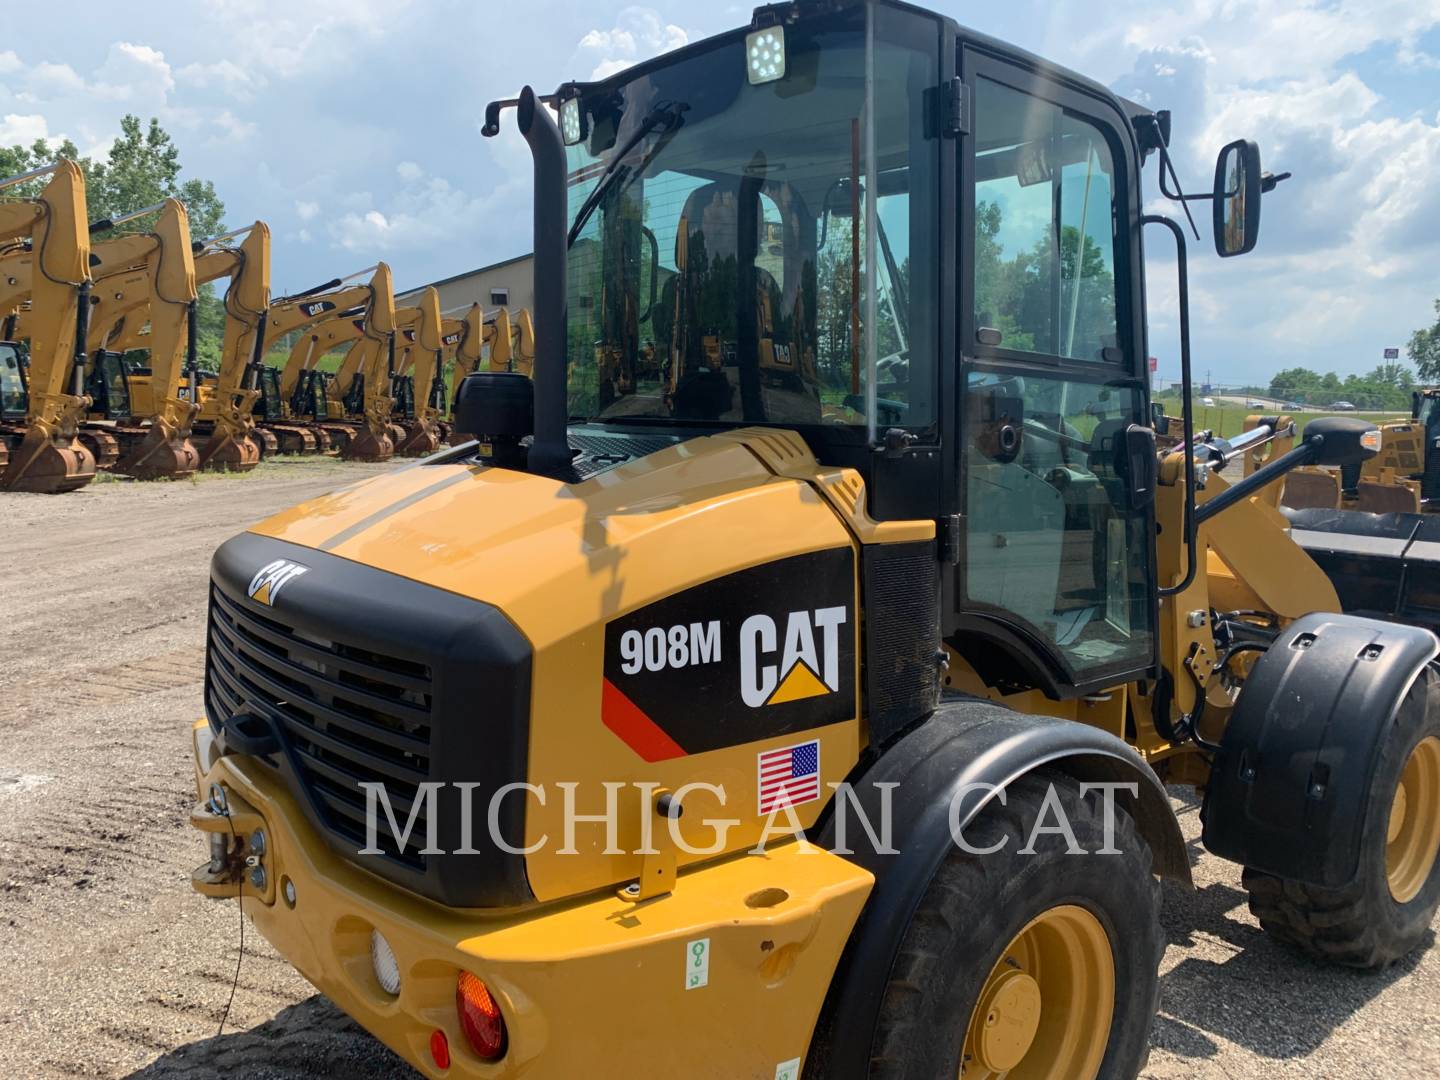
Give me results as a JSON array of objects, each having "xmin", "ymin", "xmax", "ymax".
[
  {"xmin": 1387, "ymin": 736, "xmax": 1440, "ymax": 904},
  {"xmin": 960, "ymin": 904, "xmax": 1114, "ymax": 1080}
]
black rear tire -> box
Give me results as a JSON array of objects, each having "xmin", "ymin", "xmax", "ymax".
[
  {"xmin": 1243, "ymin": 667, "xmax": 1440, "ymax": 970},
  {"xmin": 869, "ymin": 769, "xmax": 1163, "ymax": 1080}
]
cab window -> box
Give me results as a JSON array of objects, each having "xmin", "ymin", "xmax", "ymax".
[{"xmin": 973, "ymin": 77, "xmax": 1122, "ymax": 364}]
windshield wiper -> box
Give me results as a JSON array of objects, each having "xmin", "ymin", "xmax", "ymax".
[{"xmin": 567, "ymin": 100, "xmax": 689, "ymax": 247}]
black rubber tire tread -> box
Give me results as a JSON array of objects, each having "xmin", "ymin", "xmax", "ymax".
[
  {"xmin": 868, "ymin": 768, "xmax": 1164, "ymax": 1080},
  {"xmin": 1242, "ymin": 667, "xmax": 1440, "ymax": 970}
]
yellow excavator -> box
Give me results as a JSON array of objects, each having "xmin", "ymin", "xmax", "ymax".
[
  {"xmin": 0, "ymin": 161, "xmax": 96, "ymax": 492},
  {"xmin": 72, "ymin": 198, "xmax": 203, "ymax": 479},
  {"xmin": 256, "ymin": 264, "xmax": 395, "ymax": 454},
  {"xmin": 192, "ymin": 223, "xmax": 272, "ymax": 471},
  {"xmin": 188, "ymin": 7, "xmax": 1440, "ymax": 1077},
  {"xmin": 389, "ymin": 286, "xmax": 445, "ymax": 456},
  {"xmin": 278, "ymin": 304, "xmax": 368, "ymax": 453},
  {"xmin": 271, "ymin": 262, "xmax": 399, "ymax": 460}
]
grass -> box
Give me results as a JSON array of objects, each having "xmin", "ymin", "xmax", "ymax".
[{"xmin": 1163, "ymin": 400, "xmax": 1407, "ymax": 439}]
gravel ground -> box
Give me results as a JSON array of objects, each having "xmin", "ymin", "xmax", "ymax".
[{"xmin": 1, "ymin": 457, "xmax": 1438, "ymax": 1079}]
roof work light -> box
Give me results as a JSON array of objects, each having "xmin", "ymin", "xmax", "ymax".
[{"xmin": 746, "ymin": 26, "xmax": 786, "ymax": 85}]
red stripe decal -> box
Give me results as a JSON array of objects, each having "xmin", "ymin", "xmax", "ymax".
[{"xmin": 601, "ymin": 679, "xmax": 688, "ymax": 762}]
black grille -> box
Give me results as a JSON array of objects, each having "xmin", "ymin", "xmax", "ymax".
[
  {"xmin": 207, "ymin": 584, "xmax": 435, "ymax": 869},
  {"xmin": 208, "ymin": 532, "xmax": 533, "ymax": 908}
]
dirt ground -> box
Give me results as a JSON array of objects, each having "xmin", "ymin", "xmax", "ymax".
[{"xmin": 1, "ymin": 457, "xmax": 1438, "ymax": 1079}]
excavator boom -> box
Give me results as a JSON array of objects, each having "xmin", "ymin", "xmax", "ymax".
[{"xmin": 0, "ymin": 160, "xmax": 97, "ymax": 492}]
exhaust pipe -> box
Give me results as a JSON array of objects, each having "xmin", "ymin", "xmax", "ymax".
[{"xmin": 515, "ymin": 86, "xmax": 573, "ymax": 479}]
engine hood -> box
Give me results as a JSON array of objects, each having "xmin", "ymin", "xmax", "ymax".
[{"xmin": 250, "ymin": 435, "xmax": 850, "ymax": 650}]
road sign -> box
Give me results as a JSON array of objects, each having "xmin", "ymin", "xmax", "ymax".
[
  {"xmin": 1149, "ymin": 356, "xmax": 1158, "ymax": 373},
  {"xmin": 1384, "ymin": 347, "xmax": 1400, "ymax": 360}
]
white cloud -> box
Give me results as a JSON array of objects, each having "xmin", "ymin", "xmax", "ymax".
[
  {"xmin": 0, "ymin": 51, "xmax": 22, "ymax": 76},
  {"xmin": 574, "ymin": 7, "xmax": 690, "ymax": 80},
  {"xmin": 328, "ymin": 165, "xmax": 497, "ymax": 256},
  {"xmin": 176, "ymin": 58, "xmax": 265, "ymax": 100},
  {"xmin": 0, "ymin": 113, "xmax": 51, "ymax": 146},
  {"xmin": 295, "ymin": 200, "xmax": 320, "ymax": 221},
  {"xmin": 396, "ymin": 160, "xmax": 423, "ymax": 182}
]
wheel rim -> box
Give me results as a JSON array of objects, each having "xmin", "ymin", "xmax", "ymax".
[
  {"xmin": 1387, "ymin": 736, "xmax": 1440, "ymax": 904},
  {"xmin": 959, "ymin": 904, "xmax": 1115, "ymax": 1080}
]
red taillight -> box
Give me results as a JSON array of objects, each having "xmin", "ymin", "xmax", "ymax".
[
  {"xmin": 456, "ymin": 971, "xmax": 507, "ymax": 1060},
  {"xmin": 429, "ymin": 1029, "xmax": 450, "ymax": 1070}
]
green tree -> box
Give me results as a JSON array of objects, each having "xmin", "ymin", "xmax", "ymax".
[
  {"xmin": 2, "ymin": 116, "xmax": 228, "ymax": 361},
  {"xmin": 1409, "ymin": 299, "xmax": 1440, "ymax": 384}
]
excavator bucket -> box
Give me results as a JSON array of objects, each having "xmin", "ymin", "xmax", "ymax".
[{"xmin": 2, "ymin": 427, "xmax": 95, "ymax": 493}]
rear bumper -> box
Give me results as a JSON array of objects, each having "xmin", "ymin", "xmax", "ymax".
[{"xmin": 189, "ymin": 721, "xmax": 873, "ymax": 1078}]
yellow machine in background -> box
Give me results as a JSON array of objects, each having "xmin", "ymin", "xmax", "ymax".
[
  {"xmin": 76, "ymin": 198, "xmax": 203, "ymax": 479},
  {"xmin": 193, "ymin": 223, "xmax": 272, "ymax": 471},
  {"xmin": 390, "ymin": 286, "xmax": 445, "ymax": 456},
  {"xmin": 0, "ymin": 161, "xmax": 96, "ymax": 493},
  {"xmin": 333, "ymin": 263, "xmax": 399, "ymax": 463},
  {"xmin": 1349, "ymin": 389, "xmax": 1440, "ymax": 512},
  {"xmin": 252, "ymin": 263, "xmax": 394, "ymax": 455}
]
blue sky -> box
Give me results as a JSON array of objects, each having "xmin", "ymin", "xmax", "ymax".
[{"xmin": 4, "ymin": 1, "xmax": 1439, "ymax": 386}]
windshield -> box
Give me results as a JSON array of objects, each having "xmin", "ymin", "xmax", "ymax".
[
  {"xmin": 1, "ymin": 343, "xmax": 25, "ymax": 416},
  {"xmin": 564, "ymin": 4, "xmax": 939, "ymax": 433}
]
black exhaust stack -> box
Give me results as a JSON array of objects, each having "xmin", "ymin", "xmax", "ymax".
[{"xmin": 515, "ymin": 86, "xmax": 573, "ymax": 479}]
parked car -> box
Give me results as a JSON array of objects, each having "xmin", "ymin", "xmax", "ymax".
[
  {"xmin": 1330, "ymin": 400, "xmax": 1357, "ymax": 411},
  {"xmin": 1246, "ymin": 399, "xmax": 1264, "ymax": 408},
  {"xmin": 1282, "ymin": 401, "xmax": 1302, "ymax": 411},
  {"xmin": 1202, "ymin": 396, "xmax": 1216, "ymax": 407}
]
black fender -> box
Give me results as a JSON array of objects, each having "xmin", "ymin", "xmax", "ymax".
[
  {"xmin": 804, "ymin": 694, "xmax": 1188, "ymax": 1079},
  {"xmin": 1202, "ymin": 611, "xmax": 1438, "ymax": 887}
]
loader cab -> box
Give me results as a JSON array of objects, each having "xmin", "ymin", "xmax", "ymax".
[
  {"xmin": 86, "ymin": 350, "xmax": 133, "ymax": 420},
  {"xmin": 0, "ymin": 340, "xmax": 26, "ymax": 420},
  {"xmin": 555, "ymin": 0, "xmax": 1161, "ymax": 694}
]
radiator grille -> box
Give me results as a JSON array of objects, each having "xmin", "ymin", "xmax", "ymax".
[{"xmin": 206, "ymin": 585, "xmax": 434, "ymax": 869}]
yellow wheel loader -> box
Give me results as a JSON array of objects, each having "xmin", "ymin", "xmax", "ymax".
[
  {"xmin": 189, "ymin": 5, "xmax": 1440, "ymax": 1077},
  {"xmin": 1353, "ymin": 385, "xmax": 1434, "ymax": 512},
  {"xmin": 192, "ymin": 223, "xmax": 272, "ymax": 471},
  {"xmin": 0, "ymin": 161, "xmax": 96, "ymax": 492},
  {"xmin": 1276, "ymin": 387, "xmax": 1440, "ymax": 629}
]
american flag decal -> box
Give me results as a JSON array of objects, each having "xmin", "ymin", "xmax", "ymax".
[{"xmin": 757, "ymin": 740, "xmax": 821, "ymax": 816}]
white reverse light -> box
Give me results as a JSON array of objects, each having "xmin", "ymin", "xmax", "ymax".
[
  {"xmin": 560, "ymin": 96, "xmax": 585, "ymax": 146},
  {"xmin": 746, "ymin": 26, "xmax": 786, "ymax": 85},
  {"xmin": 370, "ymin": 929, "xmax": 402, "ymax": 996}
]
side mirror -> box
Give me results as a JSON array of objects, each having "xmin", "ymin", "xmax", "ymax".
[
  {"xmin": 1305, "ymin": 417, "xmax": 1382, "ymax": 467},
  {"xmin": 1213, "ymin": 139, "xmax": 1262, "ymax": 258}
]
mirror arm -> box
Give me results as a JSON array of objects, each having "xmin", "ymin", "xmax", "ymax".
[
  {"xmin": 1260, "ymin": 170, "xmax": 1292, "ymax": 193},
  {"xmin": 1154, "ymin": 146, "xmax": 1202, "ymax": 242}
]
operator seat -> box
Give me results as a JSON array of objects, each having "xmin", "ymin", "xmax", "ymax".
[{"xmin": 663, "ymin": 181, "xmax": 815, "ymax": 422}]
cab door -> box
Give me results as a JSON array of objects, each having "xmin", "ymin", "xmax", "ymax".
[{"xmin": 949, "ymin": 47, "xmax": 1157, "ymax": 696}]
